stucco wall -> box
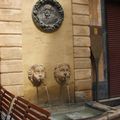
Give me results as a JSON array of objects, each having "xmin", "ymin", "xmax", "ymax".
[{"xmin": 22, "ymin": 0, "xmax": 74, "ymax": 104}]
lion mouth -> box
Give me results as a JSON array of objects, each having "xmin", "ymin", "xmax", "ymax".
[
  {"xmin": 61, "ymin": 76, "xmax": 69, "ymax": 81},
  {"xmin": 63, "ymin": 76, "xmax": 70, "ymax": 79}
]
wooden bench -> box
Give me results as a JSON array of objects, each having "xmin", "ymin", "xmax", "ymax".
[
  {"xmin": 9, "ymin": 96, "xmax": 30, "ymax": 120},
  {"xmin": 0, "ymin": 86, "xmax": 15, "ymax": 120},
  {"xmin": 0, "ymin": 86, "xmax": 51, "ymax": 120},
  {"xmin": 25, "ymin": 103, "xmax": 51, "ymax": 120}
]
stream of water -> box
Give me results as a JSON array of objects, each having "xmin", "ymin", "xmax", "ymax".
[
  {"xmin": 66, "ymin": 85, "xmax": 71, "ymax": 104},
  {"xmin": 44, "ymin": 85, "xmax": 50, "ymax": 104}
]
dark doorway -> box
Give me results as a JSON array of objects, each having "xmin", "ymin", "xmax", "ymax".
[{"xmin": 105, "ymin": 0, "xmax": 120, "ymax": 97}]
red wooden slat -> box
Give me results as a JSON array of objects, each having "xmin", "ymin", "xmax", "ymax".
[
  {"xmin": 11, "ymin": 109, "xmax": 24, "ymax": 119},
  {"xmin": 29, "ymin": 103, "xmax": 50, "ymax": 117},
  {"xmin": 25, "ymin": 103, "xmax": 50, "ymax": 120},
  {"xmin": 10, "ymin": 113, "xmax": 22, "ymax": 120},
  {"xmin": 14, "ymin": 100, "xmax": 28, "ymax": 109},
  {"xmin": 13, "ymin": 104, "xmax": 26, "ymax": 114},
  {"xmin": 1, "ymin": 106, "xmax": 8, "ymax": 114},
  {"xmin": 1, "ymin": 101, "xmax": 9, "ymax": 110},
  {"xmin": 27, "ymin": 109, "xmax": 47, "ymax": 120},
  {"xmin": 0, "ymin": 87, "xmax": 15, "ymax": 119},
  {"xmin": 10, "ymin": 97, "xmax": 30, "ymax": 120},
  {"xmin": 2, "ymin": 97, "xmax": 10, "ymax": 106}
]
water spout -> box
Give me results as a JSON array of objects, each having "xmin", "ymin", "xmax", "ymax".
[
  {"xmin": 44, "ymin": 85, "xmax": 50, "ymax": 104},
  {"xmin": 36, "ymin": 87, "xmax": 39, "ymax": 104},
  {"xmin": 66, "ymin": 85, "xmax": 71, "ymax": 104}
]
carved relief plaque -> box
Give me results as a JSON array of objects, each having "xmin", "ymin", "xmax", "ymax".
[{"xmin": 32, "ymin": 0, "xmax": 64, "ymax": 32}]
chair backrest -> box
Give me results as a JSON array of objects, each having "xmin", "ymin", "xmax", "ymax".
[
  {"xmin": 0, "ymin": 86, "xmax": 15, "ymax": 119},
  {"xmin": 25, "ymin": 103, "xmax": 51, "ymax": 120},
  {"xmin": 0, "ymin": 86, "xmax": 51, "ymax": 120},
  {"xmin": 10, "ymin": 96, "xmax": 29, "ymax": 120},
  {"xmin": 0, "ymin": 85, "xmax": 4, "ymax": 99}
]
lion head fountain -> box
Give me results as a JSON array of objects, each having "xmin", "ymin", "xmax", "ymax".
[
  {"xmin": 28, "ymin": 64, "xmax": 46, "ymax": 87},
  {"xmin": 54, "ymin": 63, "xmax": 71, "ymax": 85}
]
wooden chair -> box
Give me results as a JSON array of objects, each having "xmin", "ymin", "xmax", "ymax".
[
  {"xmin": 0, "ymin": 85, "xmax": 4, "ymax": 119},
  {"xmin": 0, "ymin": 86, "xmax": 15, "ymax": 120},
  {"xmin": 0, "ymin": 85, "xmax": 4, "ymax": 99},
  {"xmin": 9, "ymin": 96, "xmax": 30, "ymax": 120},
  {"xmin": 25, "ymin": 103, "xmax": 51, "ymax": 120}
]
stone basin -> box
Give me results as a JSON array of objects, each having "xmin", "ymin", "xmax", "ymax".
[{"xmin": 45, "ymin": 104, "xmax": 104, "ymax": 120}]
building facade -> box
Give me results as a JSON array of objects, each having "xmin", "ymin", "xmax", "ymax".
[{"xmin": 0, "ymin": 0, "xmax": 120, "ymax": 105}]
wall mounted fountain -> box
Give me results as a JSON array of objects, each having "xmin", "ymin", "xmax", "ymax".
[
  {"xmin": 54, "ymin": 63, "xmax": 71, "ymax": 104},
  {"xmin": 28, "ymin": 64, "xmax": 50, "ymax": 104},
  {"xmin": 28, "ymin": 64, "xmax": 46, "ymax": 87}
]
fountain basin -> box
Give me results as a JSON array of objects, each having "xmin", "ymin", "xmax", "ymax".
[
  {"xmin": 100, "ymin": 97, "xmax": 120, "ymax": 107},
  {"xmin": 47, "ymin": 104, "xmax": 104, "ymax": 120}
]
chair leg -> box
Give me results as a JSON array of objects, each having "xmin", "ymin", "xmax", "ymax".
[{"xmin": 5, "ymin": 115, "xmax": 7, "ymax": 120}]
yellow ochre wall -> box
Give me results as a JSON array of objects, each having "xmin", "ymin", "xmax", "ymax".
[
  {"xmin": 0, "ymin": 0, "xmax": 101, "ymax": 104},
  {"xmin": 22, "ymin": 0, "xmax": 74, "ymax": 104}
]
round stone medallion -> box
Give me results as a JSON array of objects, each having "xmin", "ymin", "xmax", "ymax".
[{"xmin": 32, "ymin": 0, "xmax": 64, "ymax": 33}]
